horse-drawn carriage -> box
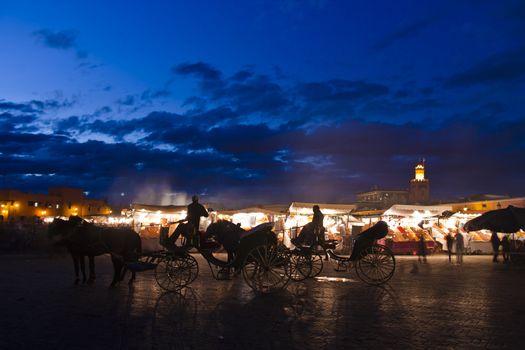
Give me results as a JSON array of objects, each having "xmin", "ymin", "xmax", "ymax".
[
  {"xmin": 49, "ymin": 216, "xmax": 396, "ymax": 293},
  {"xmin": 145, "ymin": 219, "xmax": 396, "ymax": 292},
  {"xmin": 141, "ymin": 220, "xmax": 292, "ymax": 294},
  {"xmin": 286, "ymin": 221, "xmax": 396, "ymax": 285}
]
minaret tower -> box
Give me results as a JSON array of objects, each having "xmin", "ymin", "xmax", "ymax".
[{"xmin": 409, "ymin": 159, "xmax": 430, "ymax": 204}]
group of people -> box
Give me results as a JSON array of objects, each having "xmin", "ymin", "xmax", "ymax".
[
  {"xmin": 490, "ymin": 231, "xmax": 511, "ymax": 263},
  {"xmin": 444, "ymin": 231, "xmax": 465, "ymax": 264}
]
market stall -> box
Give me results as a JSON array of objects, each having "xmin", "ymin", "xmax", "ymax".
[
  {"xmin": 284, "ymin": 202, "xmax": 363, "ymax": 251},
  {"xmin": 381, "ymin": 204, "xmax": 452, "ymax": 254},
  {"xmin": 217, "ymin": 206, "xmax": 287, "ymax": 230},
  {"xmin": 436, "ymin": 212, "xmax": 493, "ymax": 254}
]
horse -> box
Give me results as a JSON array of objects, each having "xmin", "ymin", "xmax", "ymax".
[
  {"xmin": 49, "ymin": 217, "xmax": 142, "ymax": 287},
  {"xmin": 204, "ymin": 220, "xmax": 244, "ymax": 263},
  {"xmin": 48, "ymin": 217, "xmax": 95, "ymax": 285}
]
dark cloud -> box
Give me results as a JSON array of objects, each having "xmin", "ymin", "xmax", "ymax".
[
  {"xmin": 55, "ymin": 111, "xmax": 187, "ymax": 141},
  {"xmin": 224, "ymin": 75, "xmax": 291, "ymax": 114},
  {"xmin": 419, "ymin": 87, "xmax": 434, "ymax": 96},
  {"xmin": 0, "ymin": 98, "xmax": 73, "ymax": 114},
  {"xmin": 28, "ymin": 94, "xmax": 520, "ymax": 204},
  {"xmin": 141, "ymin": 88, "xmax": 171, "ymax": 100},
  {"xmin": 0, "ymin": 112, "xmax": 38, "ymax": 132},
  {"xmin": 117, "ymin": 95, "xmax": 135, "ymax": 106},
  {"xmin": 230, "ymin": 70, "xmax": 253, "ymax": 82},
  {"xmin": 0, "ymin": 98, "xmax": 74, "ymax": 132},
  {"xmin": 297, "ymin": 79, "xmax": 389, "ymax": 102},
  {"xmin": 173, "ymin": 62, "xmax": 222, "ymax": 81},
  {"xmin": 360, "ymin": 98, "xmax": 441, "ymax": 117},
  {"xmin": 445, "ymin": 46, "xmax": 525, "ymax": 88},
  {"xmin": 0, "ymin": 121, "xmax": 520, "ymax": 204},
  {"xmin": 3, "ymin": 59, "xmax": 523, "ymax": 204},
  {"xmin": 93, "ymin": 106, "xmax": 112, "ymax": 116},
  {"xmin": 0, "ymin": 101, "xmax": 40, "ymax": 114},
  {"xmin": 175, "ymin": 61, "xmax": 394, "ymax": 127},
  {"xmin": 33, "ymin": 28, "xmax": 89, "ymax": 60},
  {"xmin": 394, "ymin": 89, "xmax": 411, "ymax": 98},
  {"xmin": 33, "ymin": 29, "xmax": 77, "ymax": 50},
  {"xmin": 372, "ymin": 18, "xmax": 436, "ymax": 50}
]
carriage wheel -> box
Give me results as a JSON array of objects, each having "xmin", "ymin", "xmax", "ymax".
[
  {"xmin": 355, "ymin": 244, "xmax": 395, "ymax": 285},
  {"xmin": 308, "ymin": 254, "xmax": 323, "ymax": 278},
  {"xmin": 155, "ymin": 254, "xmax": 197, "ymax": 291},
  {"xmin": 183, "ymin": 254, "xmax": 199, "ymax": 284},
  {"xmin": 242, "ymin": 245, "xmax": 290, "ymax": 293},
  {"xmin": 288, "ymin": 253, "xmax": 311, "ymax": 281}
]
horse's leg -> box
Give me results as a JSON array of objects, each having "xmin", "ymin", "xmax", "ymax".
[
  {"xmin": 128, "ymin": 270, "xmax": 136, "ymax": 285},
  {"xmin": 120, "ymin": 265, "xmax": 127, "ymax": 282},
  {"xmin": 72, "ymin": 254, "xmax": 80, "ymax": 285},
  {"xmin": 87, "ymin": 256, "xmax": 96, "ymax": 284},
  {"xmin": 79, "ymin": 256, "xmax": 86, "ymax": 283},
  {"xmin": 110, "ymin": 256, "xmax": 122, "ymax": 287}
]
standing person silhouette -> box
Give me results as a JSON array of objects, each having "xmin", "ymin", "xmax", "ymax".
[
  {"xmin": 418, "ymin": 232, "xmax": 427, "ymax": 263},
  {"xmin": 312, "ymin": 205, "xmax": 328, "ymax": 260},
  {"xmin": 490, "ymin": 231, "xmax": 501, "ymax": 263},
  {"xmin": 445, "ymin": 232, "xmax": 455, "ymax": 263},
  {"xmin": 186, "ymin": 195, "xmax": 208, "ymax": 247},
  {"xmin": 501, "ymin": 235, "xmax": 510, "ymax": 263},
  {"xmin": 455, "ymin": 231, "xmax": 464, "ymax": 265}
]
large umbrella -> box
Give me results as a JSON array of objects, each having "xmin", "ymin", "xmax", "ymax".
[{"xmin": 464, "ymin": 206, "xmax": 525, "ymax": 233}]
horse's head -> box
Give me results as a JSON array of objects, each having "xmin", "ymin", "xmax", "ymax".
[{"xmin": 48, "ymin": 217, "xmax": 85, "ymax": 243}]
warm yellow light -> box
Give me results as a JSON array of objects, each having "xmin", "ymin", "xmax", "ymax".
[
  {"xmin": 415, "ymin": 164, "xmax": 425, "ymax": 181},
  {"xmin": 14, "ymin": 203, "xmax": 19, "ymax": 208}
]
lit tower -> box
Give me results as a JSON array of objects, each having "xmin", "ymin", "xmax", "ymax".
[{"xmin": 409, "ymin": 159, "xmax": 430, "ymax": 204}]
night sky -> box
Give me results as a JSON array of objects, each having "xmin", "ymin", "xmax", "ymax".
[{"xmin": 1, "ymin": 0, "xmax": 524, "ymax": 206}]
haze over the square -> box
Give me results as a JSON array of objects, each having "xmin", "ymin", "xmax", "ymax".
[{"xmin": 1, "ymin": 0, "xmax": 524, "ymax": 206}]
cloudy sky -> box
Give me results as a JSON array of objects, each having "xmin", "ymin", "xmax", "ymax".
[{"xmin": 1, "ymin": 0, "xmax": 524, "ymax": 206}]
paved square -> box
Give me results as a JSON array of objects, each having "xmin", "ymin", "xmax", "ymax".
[{"xmin": 1, "ymin": 252, "xmax": 524, "ymax": 349}]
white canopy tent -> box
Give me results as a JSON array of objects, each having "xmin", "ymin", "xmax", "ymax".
[
  {"xmin": 288, "ymin": 202, "xmax": 360, "ymax": 221},
  {"xmin": 383, "ymin": 204, "xmax": 452, "ymax": 218}
]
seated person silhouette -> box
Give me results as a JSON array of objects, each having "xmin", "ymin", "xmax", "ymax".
[
  {"xmin": 291, "ymin": 222, "xmax": 317, "ymax": 248},
  {"xmin": 161, "ymin": 222, "xmax": 192, "ymax": 250}
]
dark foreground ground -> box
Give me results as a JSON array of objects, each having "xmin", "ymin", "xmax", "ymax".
[{"xmin": 0, "ymin": 252, "xmax": 524, "ymax": 350}]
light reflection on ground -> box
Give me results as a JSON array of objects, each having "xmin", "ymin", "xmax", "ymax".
[
  {"xmin": 0, "ymin": 254, "xmax": 523, "ymax": 349},
  {"xmin": 314, "ymin": 276, "xmax": 356, "ymax": 283}
]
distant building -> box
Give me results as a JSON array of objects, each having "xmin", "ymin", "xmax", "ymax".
[
  {"xmin": 0, "ymin": 187, "xmax": 112, "ymax": 221},
  {"xmin": 441, "ymin": 196, "xmax": 525, "ymax": 213},
  {"xmin": 356, "ymin": 187, "xmax": 408, "ymax": 209},
  {"xmin": 408, "ymin": 160, "xmax": 430, "ymax": 204}
]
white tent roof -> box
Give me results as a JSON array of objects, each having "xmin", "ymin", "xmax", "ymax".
[
  {"xmin": 219, "ymin": 206, "xmax": 285, "ymax": 216},
  {"xmin": 383, "ymin": 204, "xmax": 452, "ymax": 217},
  {"xmin": 289, "ymin": 202, "xmax": 359, "ymax": 221},
  {"xmin": 131, "ymin": 203, "xmax": 187, "ymax": 214}
]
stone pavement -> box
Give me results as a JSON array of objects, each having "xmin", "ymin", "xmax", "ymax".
[{"xmin": 0, "ymin": 252, "xmax": 524, "ymax": 349}]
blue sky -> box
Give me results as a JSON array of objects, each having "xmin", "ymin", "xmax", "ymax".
[{"xmin": 1, "ymin": 0, "xmax": 524, "ymax": 206}]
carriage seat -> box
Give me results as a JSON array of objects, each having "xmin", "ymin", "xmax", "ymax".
[
  {"xmin": 239, "ymin": 222, "xmax": 274, "ymax": 239},
  {"xmin": 199, "ymin": 230, "xmax": 221, "ymax": 249}
]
